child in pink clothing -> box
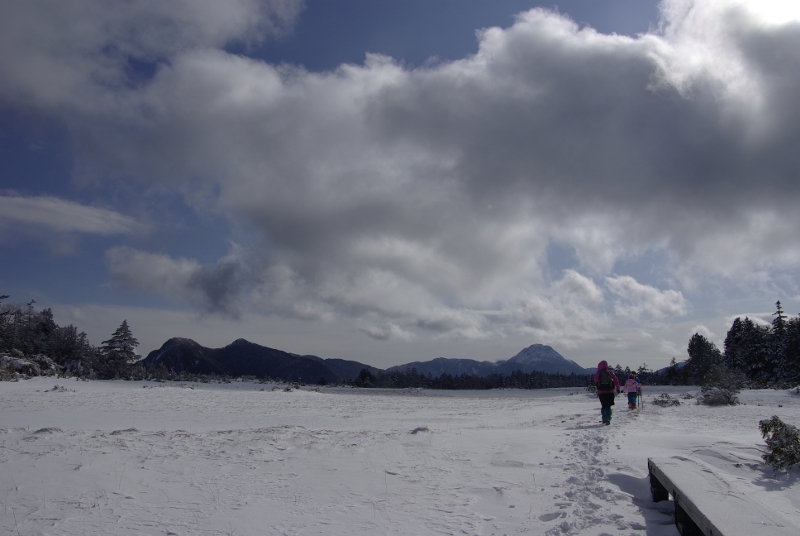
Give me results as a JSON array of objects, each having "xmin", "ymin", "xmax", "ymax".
[{"xmin": 624, "ymin": 374, "xmax": 640, "ymax": 409}]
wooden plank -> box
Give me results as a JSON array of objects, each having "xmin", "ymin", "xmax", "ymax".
[{"xmin": 648, "ymin": 456, "xmax": 798, "ymax": 536}]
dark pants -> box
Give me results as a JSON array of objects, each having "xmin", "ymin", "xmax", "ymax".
[
  {"xmin": 598, "ymin": 392, "xmax": 615, "ymax": 423},
  {"xmin": 598, "ymin": 392, "xmax": 616, "ymax": 408}
]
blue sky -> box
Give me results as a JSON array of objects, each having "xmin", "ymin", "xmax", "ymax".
[{"xmin": 2, "ymin": 0, "xmax": 799, "ymax": 369}]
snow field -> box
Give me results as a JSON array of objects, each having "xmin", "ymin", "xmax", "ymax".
[{"xmin": 1, "ymin": 379, "xmax": 798, "ymax": 535}]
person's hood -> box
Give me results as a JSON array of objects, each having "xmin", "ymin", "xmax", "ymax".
[{"xmin": 597, "ymin": 360, "xmax": 608, "ymax": 371}]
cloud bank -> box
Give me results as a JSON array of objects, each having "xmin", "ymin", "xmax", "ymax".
[
  {"xmin": 4, "ymin": 0, "xmax": 800, "ymax": 352},
  {"xmin": 0, "ymin": 195, "xmax": 145, "ymax": 236}
]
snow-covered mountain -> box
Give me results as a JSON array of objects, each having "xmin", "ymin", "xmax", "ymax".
[{"xmin": 387, "ymin": 344, "xmax": 590, "ymax": 377}]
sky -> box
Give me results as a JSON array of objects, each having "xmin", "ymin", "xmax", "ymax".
[{"xmin": 2, "ymin": 0, "xmax": 800, "ymax": 370}]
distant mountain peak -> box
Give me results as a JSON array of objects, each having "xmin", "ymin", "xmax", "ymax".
[
  {"xmin": 508, "ymin": 344, "xmax": 563, "ymax": 364},
  {"xmin": 386, "ymin": 343, "xmax": 590, "ymax": 378}
]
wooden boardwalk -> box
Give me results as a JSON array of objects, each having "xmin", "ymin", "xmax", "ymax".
[{"xmin": 648, "ymin": 456, "xmax": 798, "ymax": 535}]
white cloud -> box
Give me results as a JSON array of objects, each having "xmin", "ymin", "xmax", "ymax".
[
  {"xmin": 4, "ymin": 1, "xmax": 800, "ymax": 352},
  {"xmin": 688, "ymin": 324, "xmax": 715, "ymax": 339},
  {"xmin": 659, "ymin": 339, "xmax": 682, "ymax": 356},
  {"xmin": 358, "ymin": 323, "xmax": 416, "ymax": 342},
  {"xmin": 606, "ymin": 275, "xmax": 688, "ymax": 321},
  {"xmin": 0, "ymin": 0, "xmax": 304, "ymax": 109},
  {"xmin": 0, "ymin": 195, "xmax": 146, "ymax": 235},
  {"xmin": 499, "ymin": 270, "xmax": 608, "ymax": 347}
]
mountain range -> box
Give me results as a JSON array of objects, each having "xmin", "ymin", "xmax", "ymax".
[
  {"xmin": 386, "ymin": 344, "xmax": 591, "ymax": 377},
  {"xmin": 142, "ymin": 338, "xmax": 590, "ymax": 383},
  {"xmin": 142, "ymin": 338, "xmax": 381, "ymax": 384}
]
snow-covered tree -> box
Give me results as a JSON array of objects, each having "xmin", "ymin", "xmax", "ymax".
[
  {"xmin": 720, "ymin": 303, "xmax": 800, "ymax": 385},
  {"xmin": 99, "ymin": 320, "xmax": 140, "ymax": 379},
  {"xmin": 764, "ymin": 301, "xmax": 788, "ymax": 381},
  {"xmin": 783, "ymin": 317, "xmax": 800, "ymax": 385},
  {"xmin": 772, "ymin": 301, "xmax": 787, "ymax": 334},
  {"xmin": 723, "ymin": 317, "xmax": 770, "ymax": 381},
  {"xmin": 760, "ymin": 416, "xmax": 800, "ymax": 470},
  {"xmin": 686, "ymin": 333, "xmax": 722, "ymax": 384}
]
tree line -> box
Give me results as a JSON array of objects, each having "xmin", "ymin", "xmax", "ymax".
[
  {"xmin": 0, "ymin": 295, "xmax": 141, "ymax": 380},
  {"xmin": 349, "ymin": 302, "xmax": 800, "ymax": 390},
  {"xmin": 681, "ymin": 301, "xmax": 799, "ymax": 387},
  {"xmin": 349, "ymin": 363, "xmax": 661, "ymax": 390},
  {"xmin": 4, "ymin": 293, "xmax": 797, "ymax": 388}
]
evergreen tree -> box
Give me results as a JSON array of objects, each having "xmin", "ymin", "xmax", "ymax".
[
  {"xmin": 664, "ymin": 357, "xmax": 682, "ymax": 385},
  {"xmin": 0, "ymin": 296, "xmax": 103, "ymax": 378},
  {"xmin": 767, "ymin": 301, "xmax": 788, "ymax": 381},
  {"xmin": 353, "ymin": 368, "xmax": 376, "ymax": 387},
  {"xmin": 723, "ymin": 317, "xmax": 746, "ymax": 371},
  {"xmin": 686, "ymin": 333, "xmax": 722, "ymax": 384},
  {"xmin": 99, "ymin": 320, "xmax": 140, "ymax": 379},
  {"xmin": 783, "ymin": 316, "xmax": 800, "ymax": 385},
  {"xmin": 721, "ymin": 305, "xmax": 800, "ymax": 385},
  {"xmin": 772, "ymin": 301, "xmax": 787, "ymax": 334},
  {"xmin": 723, "ymin": 317, "xmax": 770, "ymax": 381}
]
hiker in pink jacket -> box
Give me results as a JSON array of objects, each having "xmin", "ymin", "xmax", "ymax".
[
  {"xmin": 594, "ymin": 360, "xmax": 621, "ymax": 425},
  {"xmin": 624, "ymin": 373, "xmax": 640, "ymax": 409}
]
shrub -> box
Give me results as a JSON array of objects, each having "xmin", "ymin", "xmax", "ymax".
[
  {"xmin": 700, "ymin": 364, "xmax": 746, "ymax": 406},
  {"xmin": 701, "ymin": 387, "xmax": 739, "ymax": 406},
  {"xmin": 652, "ymin": 393, "xmax": 681, "ymax": 407},
  {"xmin": 759, "ymin": 416, "xmax": 800, "ymax": 470},
  {"xmin": 0, "ymin": 353, "xmax": 62, "ymax": 379}
]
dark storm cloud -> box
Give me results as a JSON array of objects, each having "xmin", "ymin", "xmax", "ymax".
[
  {"xmin": 105, "ymin": 246, "xmax": 247, "ymax": 318},
  {"xmin": 187, "ymin": 260, "xmax": 246, "ymax": 318}
]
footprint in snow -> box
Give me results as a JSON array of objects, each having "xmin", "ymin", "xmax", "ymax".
[{"xmin": 539, "ymin": 512, "xmax": 564, "ymax": 522}]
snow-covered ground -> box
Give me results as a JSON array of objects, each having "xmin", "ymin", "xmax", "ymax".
[{"xmin": 1, "ymin": 378, "xmax": 798, "ymax": 535}]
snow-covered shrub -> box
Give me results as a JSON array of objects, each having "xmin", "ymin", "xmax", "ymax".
[
  {"xmin": 1, "ymin": 353, "xmax": 40, "ymax": 376},
  {"xmin": 701, "ymin": 387, "xmax": 739, "ymax": 406},
  {"xmin": 700, "ymin": 364, "xmax": 745, "ymax": 406},
  {"xmin": 652, "ymin": 393, "xmax": 680, "ymax": 407},
  {"xmin": 759, "ymin": 416, "xmax": 800, "ymax": 470},
  {"xmin": 0, "ymin": 363, "xmax": 17, "ymax": 381},
  {"xmin": 31, "ymin": 354, "xmax": 60, "ymax": 376},
  {"xmin": 0, "ymin": 353, "xmax": 62, "ymax": 379}
]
